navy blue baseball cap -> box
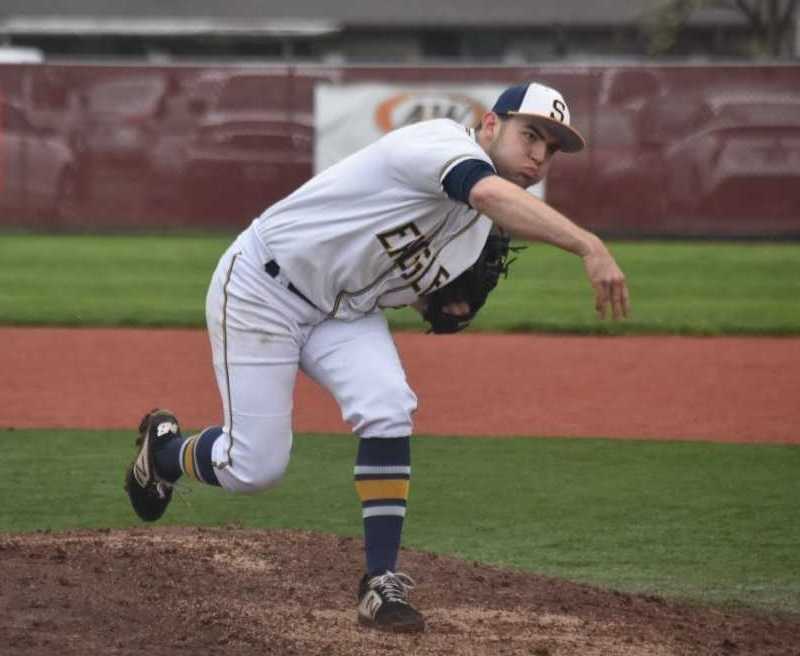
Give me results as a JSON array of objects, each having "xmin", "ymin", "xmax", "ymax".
[{"xmin": 492, "ymin": 82, "xmax": 586, "ymax": 153}]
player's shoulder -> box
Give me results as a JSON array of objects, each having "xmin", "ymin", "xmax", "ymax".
[
  {"xmin": 387, "ymin": 118, "xmax": 472, "ymax": 141},
  {"xmin": 380, "ymin": 119, "xmax": 478, "ymax": 157}
]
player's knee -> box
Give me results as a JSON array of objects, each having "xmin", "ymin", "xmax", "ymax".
[
  {"xmin": 214, "ymin": 426, "xmax": 292, "ymax": 493},
  {"xmin": 349, "ymin": 378, "xmax": 418, "ymax": 438},
  {"xmin": 237, "ymin": 460, "xmax": 289, "ymax": 493},
  {"xmin": 224, "ymin": 451, "xmax": 290, "ymax": 494}
]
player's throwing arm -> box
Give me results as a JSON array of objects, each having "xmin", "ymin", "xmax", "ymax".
[{"xmin": 469, "ymin": 175, "xmax": 630, "ymax": 320}]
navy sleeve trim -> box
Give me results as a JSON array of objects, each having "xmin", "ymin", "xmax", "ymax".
[{"xmin": 442, "ymin": 159, "xmax": 496, "ymax": 206}]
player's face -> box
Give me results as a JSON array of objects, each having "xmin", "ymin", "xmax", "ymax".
[{"xmin": 485, "ymin": 114, "xmax": 558, "ymax": 189}]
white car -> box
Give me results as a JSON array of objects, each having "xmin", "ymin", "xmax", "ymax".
[{"xmin": 0, "ymin": 47, "xmax": 44, "ymax": 63}]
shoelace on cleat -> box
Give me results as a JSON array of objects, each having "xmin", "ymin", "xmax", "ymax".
[
  {"xmin": 155, "ymin": 481, "xmax": 172, "ymax": 499},
  {"xmin": 156, "ymin": 478, "xmax": 194, "ymax": 509},
  {"xmin": 369, "ymin": 572, "xmax": 416, "ymax": 604}
]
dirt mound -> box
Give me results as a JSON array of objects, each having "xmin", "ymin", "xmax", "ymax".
[{"xmin": 1, "ymin": 527, "xmax": 797, "ymax": 656}]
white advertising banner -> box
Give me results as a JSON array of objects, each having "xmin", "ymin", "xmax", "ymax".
[{"xmin": 314, "ymin": 83, "xmax": 546, "ymax": 198}]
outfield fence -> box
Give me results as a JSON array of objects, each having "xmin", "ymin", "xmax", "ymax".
[{"xmin": 0, "ymin": 62, "xmax": 798, "ymax": 237}]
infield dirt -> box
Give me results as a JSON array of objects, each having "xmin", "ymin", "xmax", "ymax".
[
  {"xmin": 3, "ymin": 328, "xmax": 799, "ymax": 443},
  {"xmin": 2, "ymin": 527, "xmax": 799, "ymax": 656}
]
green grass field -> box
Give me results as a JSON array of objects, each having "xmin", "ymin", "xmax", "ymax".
[
  {"xmin": 1, "ymin": 233, "xmax": 798, "ymax": 616},
  {"xmin": 1, "ymin": 234, "xmax": 799, "ymax": 334},
  {"xmin": 2, "ymin": 429, "xmax": 798, "ymax": 613}
]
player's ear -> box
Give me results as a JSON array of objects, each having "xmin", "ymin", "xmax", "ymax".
[{"xmin": 479, "ymin": 111, "xmax": 501, "ymax": 141}]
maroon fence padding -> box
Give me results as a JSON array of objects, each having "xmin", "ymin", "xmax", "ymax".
[{"xmin": 1, "ymin": 62, "xmax": 798, "ymax": 237}]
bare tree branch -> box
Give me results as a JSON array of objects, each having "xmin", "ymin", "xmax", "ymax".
[
  {"xmin": 645, "ymin": 0, "xmax": 796, "ymax": 56},
  {"xmin": 779, "ymin": 0, "xmax": 799, "ymax": 29},
  {"xmin": 734, "ymin": 0, "xmax": 764, "ymax": 30}
]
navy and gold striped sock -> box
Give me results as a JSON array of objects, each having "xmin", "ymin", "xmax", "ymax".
[
  {"xmin": 354, "ymin": 436, "xmax": 410, "ymax": 576},
  {"xmin": 178, "ymin": 426, "xmax": 223, "ymax": 486}
]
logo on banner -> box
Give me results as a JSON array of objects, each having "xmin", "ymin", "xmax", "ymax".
[{"xmin": 375, "ymin": 92, "xmax": 486, "ymax": 133}]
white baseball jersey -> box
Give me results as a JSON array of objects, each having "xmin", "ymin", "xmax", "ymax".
[{"xmin": 252, "ymin": 118, "xmax": 495, "ymax": 319}]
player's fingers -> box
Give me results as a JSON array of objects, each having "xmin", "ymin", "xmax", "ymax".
[
  {"xmin": 620, "ymin": 282, "xmax": 631, "ymax": 318},
  {"xmin": 611, "ymin": 280, "xmax": 628, "ymax": 320},
  {"xmin": 594, "ymin": 283, "xmax": 609, "ymax": 319}
]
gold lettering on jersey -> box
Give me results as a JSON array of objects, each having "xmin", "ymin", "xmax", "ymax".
[
  {"xmin": 398, "ymin": 236, "xmax": 432, "ymax": 281},
  {"xmin": 377, "ymin": 221, "xmax": 451, "ymax": 294},
  {"xmin": 419, "ymin": 266, "xmax": 451, "ymax": 295},
  {"xmin": 378, "ymin": 222, "xmax": 433, "ymax": 283},
  {"xmin": 377, "ymin": 222, "xmax": 423, "ymax": 256}
]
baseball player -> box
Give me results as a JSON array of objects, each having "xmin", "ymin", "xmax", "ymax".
[{"xmin": 125, "ymin": 81, "xmax": 630, "ymax": 633}]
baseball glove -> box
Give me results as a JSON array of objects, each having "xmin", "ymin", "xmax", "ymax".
[{"xmin": 421, "ymin": 228, "xmax": 522, "ymax": 334}]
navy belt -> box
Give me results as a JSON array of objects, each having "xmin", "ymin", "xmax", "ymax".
[{"xmin": 264, "ymin": 260, "xmax": 318, "ymax": 309}]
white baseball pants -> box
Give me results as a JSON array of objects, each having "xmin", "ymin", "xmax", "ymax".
[{"xmin": 204, "ymin": 228, "xmax": 418, "ymax": 493}]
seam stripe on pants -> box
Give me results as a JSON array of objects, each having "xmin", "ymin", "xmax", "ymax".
[{"xmin": 221, "ymin": 252, "xmax": 241, "ymax": 468}]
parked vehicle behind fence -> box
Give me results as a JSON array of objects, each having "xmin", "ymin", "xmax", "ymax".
[
  {"xmin": 77, "ymin": 73, "xmax": 175, "ymax": 166},
  {"xmin": 0, "ymin": 100, "xmax": 77, "ymax": 225},
  {"xmin": 149, "ymin": 71, "xmax": 313, "ymax": 220}
]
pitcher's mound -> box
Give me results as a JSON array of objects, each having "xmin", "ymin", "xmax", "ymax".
[{"xmin": 1, "ymin": 527, "xmax": 797, "ymax": 655}]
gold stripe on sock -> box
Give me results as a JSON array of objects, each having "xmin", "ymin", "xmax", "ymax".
[
  {"xmin": 181, "ymin": 435, "xmax": 200, "ymax": 482},
  {"xmin": 355, "ymin": 479, "xmax": 410, "ymax": 503}
]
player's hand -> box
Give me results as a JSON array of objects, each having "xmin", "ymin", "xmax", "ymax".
[
  {"xmin": 442, "ymin": 301, "xmax": 471, "ymax": 317},
  {"xmin": 582, "ymin": 244, "xmax": 630, "ymax": 320},
  {"xmin": 411, "ymin": 298, "xmax": 470, "ymax": 318}
]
